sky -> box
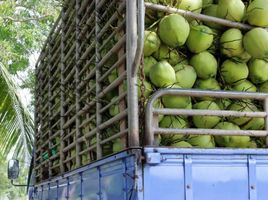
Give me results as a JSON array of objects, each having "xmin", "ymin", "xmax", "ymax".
[{"xmin": 19, "ymin": 88, "xmax": 31, "ymax": 107}]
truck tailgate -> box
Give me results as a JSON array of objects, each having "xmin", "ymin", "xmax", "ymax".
[{"xmin": 144, "ymin": 147, "xmax": 268, "ymax": 200}]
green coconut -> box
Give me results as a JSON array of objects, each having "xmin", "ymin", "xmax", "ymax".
[
  {"xmin": 105, "ymin": 127, "xmax": 119, "ymax": 138},
  {"xmin": 176, "ymin": 0, "xmax": 202, "ymax": 13},
  {"xmin": 190, "ymin": 51, "xmax": 218, "ymax": 79},
  {"xmin": 90, "ymin": 137, "xmax": 96, "ymax": 147},
  {"xmin": 173, "ymin": 62, "xmax": 188, "ymax": 71},
  {"xmin": 153, "ymin": 45, "xmax": 181, "ymax": 65},
  {"xmin": 242, "ymin": 117, "xmax": 265, "ymax": 130},
  {"xmin": 192, "ymin": 101, "xmax": 221, "ymax": 128},
  {"xmin": 162, "ymin": 84, "xmax": 192, "ymax": 109},
  {"xmin": 246, "ymin": 0, "xmax": 268, "ymax": 27},
  {"xmin": 149, "ymin": 60, "xmax": 176, "ymax": 87},
  {"xmin": 173, "ymin": 58, "xmax": 189, "ymax": 68},
  {"xmin": 104, "ymin": 90, "xmax": 118, "ymax": 101},
  {"xmin": 158, "ymin": 14, "xmax": 190, "ymax": 47},
  {"xmin": 227, "ymin": 136, "xmax": 252, "ymax": 148},
  {"xmin": 203, "ymin": 4, "xmax": 223, "ymax": 29},
  {"xmin": 159, "ymin": 0, "xmax": 179, "ymax": 7},
  {"xmin": 174, "ymin": 64, "xmax": 197, "ymax": 88},
  {"xmin": 185, "ymin": 101, "xmax": 192, "ymax": 110},
  {"xmin": 246, "ymin": 141, "xmax": 258, "ymax": 148},
  {"xmin": 144, "ymin": 98, "xmax": 165, "ymax": 122},
  {"xmin": 220, "ymin": 60, "xmax": 249, "ymax": 85},
  {"xmin": 207, "ymin": 29, "xmax": 221, "ymax": 55},
  {"xmin": 243, "ymin": 28, "xmax": 268, "ymax": 59},
  {"xmin": 214, "ymin": 122, "xmax": 240, "ymax": 135},
  {"xmin": 214, "ymin": 122, "xmax": 240, "ymax": 142},
  {"xmin": 217, "ymin": 0, "xmax": 245, "ymax": 22},
  {"xmin": 177, "ymin": 101, "xmax": 193, "ymax": 120},
  {"xmin": 187, "ymin": 135, "xmax": 215, "ymax": 148},
  {"xmin": 248, "ymin": 59, "xmax": 268, "ymax": 84},
  {"xmin": 195, "ymin": 78, "xmax": 221, "ymax": 91},
  {"xmin": 216, "ymin": 98, "xmax": 232, "ymax": 110},
  {"xmin": 137, "ymin": 78, "xmax": 153, "ymax": 98},
  {"xmin": 202, "ymin": 0, "xmax": 213, "ymax": 8},
  {"xmin": 153, "ymin": 99, "xmax": 164, "ymax": 122},
  {"xmin": 171, "ymin": 141, "xmax": 192, "ymax": 148},
  {"xmin": 159, "ymin": 116, "xmax": 188, "ymax": 144},
  {"xmin": 190, "ymin": 20, "xmax": 200, "ymax": 26},
  {"xmin": 214, "ymin": 122, "xmax": 250, "ymax": 148},
  {"xmin": 259, "ymin": 81, "xmax": 268, "ymax": 92},
  {"xmin": 109, "ymin": 97, "xmax": 119, "ymax": 117},
  {"xmin": 220, "ymin": 28, "xmax": 244, "ymax": 57},
  {"xmin": 108, "ymin": 69, "xmax": 118, "ymax": 84},
  {"xmin": 233, "ymin": 51, "xmax": 252, "ymax": 63},
  {"xmin": 101, "ymin": 40, "xmax": 118, "ymax": 67},
  {"xmin": 103, "ymin": 142, "xmax": 113, "ymax": 156},
  {"xmin": 194, "ymin": 78, "xmax": 221, "ymax": 100},
  {"xmin": 144, "ymin": 56, "xmax": 158, "ymax": 77},
  {"xmin": 123, "ymin": 81, "xmax": 127, "ymax": 92},
  {"xmin": 227, "ymin": 101, "xmax": 258, "ymax": 126},
  {"xmin": 144, "ymin": 31, "xmax": 161, "ymax": 56},
  {"xmin": 186, "ymin": 25, "xmax": 214, "ymax": 53},
  {"xmin": 113, "ymin": 139, "xmax": 124, "ymax": 153},
  {"xmin": 232, "ymin": 80, "xmax": 257, "ymax": 92}
]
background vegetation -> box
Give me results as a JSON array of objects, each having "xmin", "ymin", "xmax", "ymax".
[{"xmin": 0, "ymin": 0, "xmax": 61, "ymax": 198}]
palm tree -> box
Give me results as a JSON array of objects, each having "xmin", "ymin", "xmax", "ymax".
[{"xmin": 0, "ymin": 63, "xmax": 34, "ymax": 162}]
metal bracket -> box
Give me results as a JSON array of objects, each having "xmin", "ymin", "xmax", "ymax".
[
  {"xmin": 248, "ymin": 155, "xmax": 257, "ymax": 200},
  {"xmin": 145, "ymin": 153, "xmax": 161, "ymax": 165},
  {"xmin": 10, "ymin": 180, "xmax": 29, "ymax": 187}
]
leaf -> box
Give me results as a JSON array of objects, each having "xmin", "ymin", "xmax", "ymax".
[{"xmin": 0, "ymin": 63, "xmax": 34, "ymax": 161}]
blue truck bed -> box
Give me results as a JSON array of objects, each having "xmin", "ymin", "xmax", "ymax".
[{"xmin": 29, "ymin": 148, "xmax": 268, "ymax": 200}]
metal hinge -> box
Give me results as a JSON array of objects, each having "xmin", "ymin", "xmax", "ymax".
[{"xmin": 145, "ymin": 152, "xmax": 161, "ymax": 165}]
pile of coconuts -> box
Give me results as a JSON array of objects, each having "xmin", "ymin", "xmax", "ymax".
[
  {"xmin": 65, "ymin": 0, "xmax": 268, "ymax": 167},
  {"xmin": 138, "ymin": 0, "xmax": 268, "ymax": 148}
]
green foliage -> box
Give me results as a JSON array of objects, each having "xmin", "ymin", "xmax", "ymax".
[
  {"xmin": 0, "ymin": 63, "xmax": 34, "ymax": 160},
  {"xmin": 0, "ymin": 1, "xmax": 61, "ymax": 198},
  {"xmin": 0, "ymin": 0, "xmax": 61, "ymax": 74},
  {"xmin": 0, "ymin": 0, "xmax": 61, "ymax": 159}
]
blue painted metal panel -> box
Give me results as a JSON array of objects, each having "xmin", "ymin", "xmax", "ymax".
[
  {"xmin": 144, "ymin": 162, "xmax": 185, "ymax": 199},
  {"xmin": 30, "ymin": 150, "xmax": 138, "ymax": 200},
  {"xmin": 144, "ymin": 148, "xmax": 268, "ymax": 200},
  {"xmin": 144, "ymin": 147, "xmax": 268, "ymax": 155},
  {"xmin": 29, "ymin": 148, "xmax": 268, "ymax": 200},
  {"xmin": 100, "ymin": 160, "xmax": 124, "ymax": 199},
  {"xmin": 48, "ymin": 182, "xmax": 57, "ymax": 200},
  {"xmin": 68, "ymin": 174, "xmax": 81, "ymax": 199},
  {"xmin": 58, "ymin": 179, "xmax": 68, "ymax": 199},
  {"xmin": 32, "ymin": 186, "xmax": 42, "ymax": 200},
  {"xmin": 82, "ymin": 168, "xmax": 99, "ymax": 199},
  {"xmin": 256, "ymin": 160, "xmax": 268, "ymax": 200},
  {"xmin": 191, "ymin": 158, "xmax": 248, "ymax": 200},
  {"xmin": 41, "ymin": 185, "xmax": 49, "ymax": 200}
]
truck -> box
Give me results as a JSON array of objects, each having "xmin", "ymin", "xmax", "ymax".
[{"xmin": 7, "ymin": 0, "xmax": 268, "ymax": 199}]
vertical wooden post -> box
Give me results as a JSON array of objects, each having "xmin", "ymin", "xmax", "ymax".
[
  {"xmin": 75, "ymin": 0, "xmax": 82, "ymax": 168},
  {"xmin": 60, "ymin": 7, "xmax": 67, "ymax": 174}
]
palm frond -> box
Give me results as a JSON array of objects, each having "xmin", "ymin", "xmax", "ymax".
[{"xmin": 0, "ymin": 63, "xmax": 34, "ymax": 161}]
